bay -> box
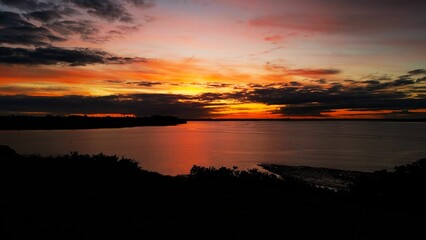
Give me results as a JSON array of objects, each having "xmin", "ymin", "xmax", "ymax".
[{"xmin": 1, "ymin": 121, "xmax": 425, "ymax": 176}]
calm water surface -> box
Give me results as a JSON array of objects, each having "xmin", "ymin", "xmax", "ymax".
[{"xmin": 1, "ymin": 121, "xmax": 426, "ymax": 175}]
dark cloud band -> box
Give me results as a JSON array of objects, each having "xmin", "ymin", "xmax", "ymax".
[
  {"xmin": 0, "ymin": 47, "xmax": 147, "ymax": 66},
  {"xmin": 0, "ymin": 0, "xmax": 154, "ymax": 22},
  {"xmin": 0, "ymin": 94, "xmax": 209, "ymax": 118},
  {"xmin": 0, "ymin": 11, "xmax": 66, "ymax": 46}
]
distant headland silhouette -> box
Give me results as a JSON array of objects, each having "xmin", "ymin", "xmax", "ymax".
[{"xmin": 0, "ymin": 115, "xmax": 187, "ymax": 130}]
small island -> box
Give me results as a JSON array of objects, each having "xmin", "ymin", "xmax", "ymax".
[{"xmin": 0, "ymin": 115, "xmax": 187, "ymax": 130}]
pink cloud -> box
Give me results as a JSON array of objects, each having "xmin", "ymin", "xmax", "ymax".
[
  {"xmin": 250, "ymin": 14, "xmax": 333, "ymax": 33},
  {"xmin": 266, "ymin": 64, "xmax": 341, "ymax": 77},
  {"xmin": 264, "ymin": 35, "xmax": 283, "ymax": 43}
]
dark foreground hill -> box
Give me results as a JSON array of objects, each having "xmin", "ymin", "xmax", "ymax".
[
  {"xmin": 0, "ymin": 115, "xmax": 186, "ymax": 130},
  {"xmin": 0, "ymin": 145, "xmax": 425, "ymax": 240}
]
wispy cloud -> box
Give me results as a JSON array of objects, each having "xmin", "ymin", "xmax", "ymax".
[
  {"xmin": 263, "ymin": 35, "xmax": 283, "ymax": 44},
  {"xmin": 248, "ymin": 0, "xmax": 426, "ymax": 35},
  {"xmin": 266, "ymin": 64, "xmax": 341, "ymax": 77}
]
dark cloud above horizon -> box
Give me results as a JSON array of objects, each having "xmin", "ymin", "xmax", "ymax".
[
  {"xmin": 408, "ymin": 69, "xmax": 426, "ymax": 76},
  {"xmin": 0, "ymin": 85, "xmax": 69, "ymax": 95},
  {"xmin": 131, "ymin": 81, "xmax": 162, "ymax": 87},
  {"xmin": 0, "ymin": 94, "xmax": 209, "ymax": 118},
  {"xmin": 0, "ymin": 46, "xmax": 147, "ymax": 66},
  {"xmin": 255, "ymin": 70, "xmax": 426, "ymax": 116},
  {"xmin": 0, "ymin": 69, "xmax": 425, "ymax": 118},
  {"xmin": 205, "ymin": 82, "xmax": 232, "ymax": 88},
  {"xmin": 266, "ymin": 63, "xmax": 341, "ymax": 77},
  {"xmin": 104, "ymin": 80, "xmax": 164, "ymax": 87},
  {"xmin": 277, "ymin": 98, "xmax": 426, "ymax": 117},
  {"xmin": 196, "ymin": 69, "xmax": 426, "ymax": 117}
]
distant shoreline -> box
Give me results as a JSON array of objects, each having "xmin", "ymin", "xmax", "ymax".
[
  {"xmin": 188, "ymin": 118, "xmax": 426, "ymax": 122},
  {"xmin": 0, "ymin": 115, "xmax": 187, "ymax": 130},
  {"xmin": 1, "ymin": 115, "xmax": 424, "ymax": 131}
]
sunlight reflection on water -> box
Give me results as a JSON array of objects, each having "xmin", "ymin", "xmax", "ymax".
[{"xmin": 1, "ymin": 121, "xmax": 426, "ymax": 175}]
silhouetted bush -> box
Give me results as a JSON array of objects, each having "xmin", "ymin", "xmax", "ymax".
[
  {"xmin": 188, "ymin": 165, "xmax": 283, "ymax": 187},
  {"xmin": 351, "ymin": 159, "xmax": 426, "ymax": 213},
  {"xmin": 0, "ymin": 145, "xmax": 17, "ymax": 157},
  {"xmin": 1, "ymin": 145, "xmax": 425, "ymax": 240}
]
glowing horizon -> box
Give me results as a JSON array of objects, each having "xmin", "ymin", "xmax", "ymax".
[{"xmin": 0, "ymin": 0, "xmax": 425, "ymax": 119}]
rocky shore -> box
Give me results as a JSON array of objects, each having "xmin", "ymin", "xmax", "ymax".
[{"xmin": 260, "ymin": 164, "xmax": 372, "ymax": 191}]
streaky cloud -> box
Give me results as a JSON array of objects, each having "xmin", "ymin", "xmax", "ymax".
[
  {"xmin": 68, "ymin": 0, "xmax": 132, "ymax": 22},
  {"xmin": 46, "ymin": 20, "xmax": 106, "ymax": 43},
  {"xmin": 0, "ymin": 0, "xmax": 155, "ymax": 44},
  {"xmin": 0, "ymin": 47, "xmax": 147, "ymax": 66},
  {"xmin": 0, "ymin": 11, "xmax": 66, "ymax": 46},
  {"xmin": 0, "ymin": 0, "xmax": 52, "ymax": 11},
  {"xmin": 286, "ymin": 68, "xmax": 341, "ymax": 76},
  {"xmin": 66, "ymin": 0, "xmax": 154, "ymax": 22},
  {"xmin": 0, "ymin": 0, "xmax": 155, "ymax": 22},
  {"xmin": 266, "ymin": 63, "xmax": 341, "ymax": 76},
  {"xmin": 24, "ymin": 10, "xmax": 62, "ymax": 23},
  {"xmin": 0, "ymin": 11, "xmax": 34, "ymax": 27},
  {"xmin": 408, "ymin": 69, "xmax": 426, "ymax": 76},
  {"xmin": 130, "ymin": 81, "xmax": 162, "ymax": 87}
]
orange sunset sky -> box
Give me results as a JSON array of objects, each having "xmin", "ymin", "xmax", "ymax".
[{"xmin": 0, "ymin": 0, "xmax": 425, "ymax": 118}]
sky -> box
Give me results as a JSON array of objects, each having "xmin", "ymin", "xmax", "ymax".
[{"xmin": 0, "ymin": 0, "xmax": 425, "ymax": 119}]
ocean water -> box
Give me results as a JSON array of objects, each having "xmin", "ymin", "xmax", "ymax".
[{"xmin": 1, "ymin": 121, "xmax": 425, "ymax": 175}]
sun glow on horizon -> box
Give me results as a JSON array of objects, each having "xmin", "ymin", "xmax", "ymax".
[{"xmin": 0, "ymin": 0, "xmax": 425, "ymax": 118}]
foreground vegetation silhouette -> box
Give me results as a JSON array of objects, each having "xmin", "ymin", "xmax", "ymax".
[{"xmin": 1, "ymin": 145, "xmax": 425, "ymax": 240}]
